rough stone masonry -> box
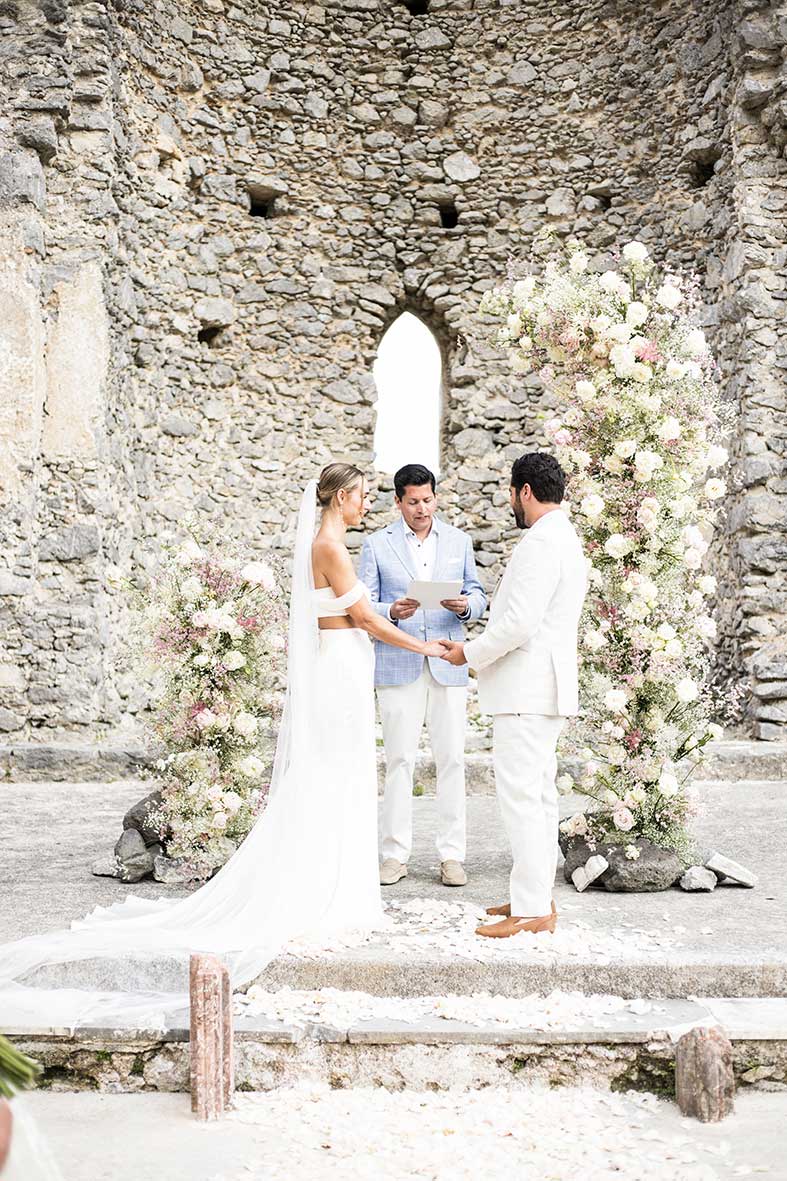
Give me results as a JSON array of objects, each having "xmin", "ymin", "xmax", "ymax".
[{"xmin": 1, "ymin": 0, "xmax": 786, "ymax": 744}]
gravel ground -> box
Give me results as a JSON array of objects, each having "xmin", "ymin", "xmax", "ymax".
[{"xmin": 6, "ymin": 1086, "xmax": 784, "ymax": 1181}]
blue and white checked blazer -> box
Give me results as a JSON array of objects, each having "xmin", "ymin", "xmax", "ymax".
[{"xmin": 358, "ymin": 515, "xmax": 487, "ymax": 688}]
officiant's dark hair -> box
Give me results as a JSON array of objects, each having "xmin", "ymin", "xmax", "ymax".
[
  {"xmin": 511, "ymin": 453, "xmax": 565, "ymax": 503},
  {"xmin": 394, "ymin": 464, "xmax": 436, "ymax": 500}
]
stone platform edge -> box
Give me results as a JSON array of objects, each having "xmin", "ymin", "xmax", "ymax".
[{"xmin": 3, "ymin": 738, "xmax": 787, "ymax": 785}]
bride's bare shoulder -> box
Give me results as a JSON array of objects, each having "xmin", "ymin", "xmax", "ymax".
[{"xmin": 312, "ymin": 535, "xmax": 351, "ymax": 570}]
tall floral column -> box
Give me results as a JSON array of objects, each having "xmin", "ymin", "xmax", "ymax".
[{"xmin": 481, "ymin": 241, "xmax": 729, "ymax": 869}]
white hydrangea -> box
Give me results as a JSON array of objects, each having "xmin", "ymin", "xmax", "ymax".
[
  {"xmin": 233, "ymin": 710, "xmax": 258, "ymax": 738},
  {"xmin": 580, "ymin": 492, "xmax": 605, "ymax": 520},
  {"xmin": 625, "ymin": 301, "xmax": 649, "ymax": 328},
  {"xmin": 604, "ymin": 533, "xmax": 633, "ymax": 559},
  {"xmin": 656, "ymin": 284, "xmax": 682, "ymax": 310}
]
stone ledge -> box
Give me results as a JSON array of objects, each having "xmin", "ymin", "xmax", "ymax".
[{"xmin": 3, "ymin": 738, "xmax": 787, "ymax": 786}]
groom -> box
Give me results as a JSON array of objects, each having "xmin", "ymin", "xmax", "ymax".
[
  {"xmin": 359, "ymin": 463, "xmax": 487, "ymax": 888},
  {"xmin": 442, "ymin": 453, "xmax": 587, "ymax": 937}
]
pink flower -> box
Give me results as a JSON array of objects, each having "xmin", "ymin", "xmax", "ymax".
[
  {"xmin": 613, "ymin": 806, "xmax": 635, "ymax": 832},
  {"xmin": 635, "ymin": 339, "xmax": 662, "ymax": 363}
]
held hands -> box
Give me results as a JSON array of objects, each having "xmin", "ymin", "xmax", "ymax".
[
  {"xmin": 440, "ymin": 641, "xmax": 467, "ymax": 667},
  {"xmin": 423, "ymin": 639, "xmax": 452, "ymax": 658},
  {"xmin": 390, "ymin": 597, "xmax": 420, "ymax": 621}
]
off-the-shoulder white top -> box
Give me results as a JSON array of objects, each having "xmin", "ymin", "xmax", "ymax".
[{"xmin": 314, "ymin": 582, "xmax": 369, "ymax": 618}]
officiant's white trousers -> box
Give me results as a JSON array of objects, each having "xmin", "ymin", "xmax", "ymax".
[
  {"xmin": 378, "ymin": 666, "xmax": 467, "ymax": 864},
  {"xmin": 493, "ymin": 713, "xmax": 566, "ymax": 917}
]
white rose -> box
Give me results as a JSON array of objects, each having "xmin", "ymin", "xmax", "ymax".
[
  {"xmin": 637, "ymin": 503, "xmax": 658, "ymax": 531},
  {"xmin": 697, "ymin": 615, "xmax": 717, "ymax": 639},
  {"xmin": 604, "ymin": 455, "xmax": 625, "ymax": 475},
  {"xmin": 512, "ymin": 276, "xmax": 536, "ymax": 301},
  {"xmin": 584, "ymin": 628, "xmax": 607, "ymax": 651},
  {"xmin": 665, "ymin": 359, "xmax": 686, "ymax": 380},
  {"xmin": 238, "ymin": 754, "xmax": 265, "ymax": 778},
  {"xmin": 676, "ymin": 677, "xmax": 699, "ymax": 703},
  {"xmin": 569, "ymin": 251, "xmax": 588, "ymax": 274},
  {"xmin": 631, "ymin": 362, "xmax": 652, "ymax": 383},
  {"xmin": 704, "ymin": 477, "xmax": 727, "ymax": 500},
  {"xmin": 665, "ymin": 638, "xmax": 683, "ymax": 657},
  {"xmin": 223, "ymin": 650, "xmax": 247, "ymax": 671},
  {"xmin": 580, "ymin": 492, "xmax": 605, "ymax": 520},
  {"xmin": 575, "ymin": 380, "xmax": 596, "ymax": 401},
  {"xmin": 556, "ymin": 773, "xmax": 574, "ymax": 793},
  {"xmin": 707, "ymin": 722, "xmax": 724, "ymax": 741},
  {"xmin": 193, "ymin": 653, "xmax": 211, "ymax": 668},
  {"xmin": 658, "ymin": 771, "xmax": 679, "ymax": 798},
  {"xmin": 656, "ymin": 284, "xmax": 682, "ymax": 310},
  {"xmin": 682, "ymin": 328, "xmax": 708, "ymax": 356},
  {"xmin": 626, "ymin": 301, "xmax": 649, "ymax": 327},
  {"xmin": 604, "ymin": 688, "xmax": 628, "ymax": 712},
  {"xmin": 606, "ymin": 321, "xmax": 632, "ymax": 343},
  {"xmin": 682, "ymin": 525, "xmax": 707, "ymax": 552},
  {"xmin": 241, "ymin": 561, "xmax": 277, "ymax": 591},
  {"xmin": 705, "ymin": 445, "xmax": 729, "ymax": 470},
  {"xmin": 614, "ymin": 439, "xmax": 638, "ymax": 459},
  {"xmin": 698, "ymin": 574, "xmax": 717, "ymax": 595},
  {"xmin": 181, "ymin": 576, "xmax": 202, "ymax": 602},
  {"xmin": 222, "ymin": 790, "xmax": 243, "ymax": 814},
  {"xmin": 233, "ymin": 710, "xmax": 258, "ymax": 738},
  {"xmin": 622, "ymin": 241, "xmax": 649, "ymax": 263},
  {"xmin": 175, "ymin": 538, "xmax": 203, "ymax": 565},
  {"xmin": 634, "ymin": 450, "xmax": 664, "ymax": 481},
  {"xmin": 191, "ymin": 609, "xmax": 210, "ymax": 629},
  {"xmin": 657, "ymin": 416, "xmax": 682, "ymax": 442},
  {"xmin": 604, "ymin": 533, "xmax": 633, "ymax": 559},
  {"xmin": 656, "ymin": 622, "xmax": 676, "ymax": 641},
  {"xmin": 211, "ymin": 810, "xmax": 228, "ymax": 830},
  {"xmin": 213, "ymin": 713, "xmax": 231, "ymax": 732},
  {"xmin": 683, "ymin": 547, "xmax": 704, "ymax": 570},
  {"xmin": 613, "ymin": 806, "xmax": 635, "ymax": 832},
  {"xmin": 609, "ymin": 343, "xmax": 637, "ymax": 377},
  {"xmin": 506, "ymin": 312, "xmax": 522, "ymax": 336},
  {"xmin": 195, "ymin": 709, "xmax": 217, "ymax": 730}
]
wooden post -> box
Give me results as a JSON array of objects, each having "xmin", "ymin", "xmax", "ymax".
[
  {"xmin": 189, "ymin": 953, "xmax": 234, "ymax": 1120},
  {"xmin": 675, "ymin": 1026, "xmax": 735, "ymax": 1122}
]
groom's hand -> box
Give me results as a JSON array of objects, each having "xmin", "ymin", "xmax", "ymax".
[
  {"xmin": 441, "ymin": 641, "xmax": 467, "ymax": 666},
  {"xmin": 440, "ymin": 597, "xmax": 468, "ymax": 616},
  {"xmin": 390, "ymin": 597, "xmax": 420, "ymax": 621}
]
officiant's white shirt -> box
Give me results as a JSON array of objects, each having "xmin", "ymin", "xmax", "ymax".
[
  {"xmin": 386, "ymin": 525, "xmax": 437, "ymax": 620},
  {"xmin": 464, "ymin": 509, "xmax": 586, "ymax": 717}
]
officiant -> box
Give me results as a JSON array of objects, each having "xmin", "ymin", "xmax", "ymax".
[{"xmin": 359, "ymin": 463, "xmax": 487, "ymax": 888}]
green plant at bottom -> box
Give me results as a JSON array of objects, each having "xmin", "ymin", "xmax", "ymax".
[{"xmin": 0, "ymin": 1035, "xmax": 41, "ymax": 1098}]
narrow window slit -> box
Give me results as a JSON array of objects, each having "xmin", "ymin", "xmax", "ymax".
[
  {"xmin": 198, "ymin": 326, "xmax": 223, "ymax": 346},
  {"xmin": 438, "ymin": 200, "xmax": 459, "ymax": 228}
]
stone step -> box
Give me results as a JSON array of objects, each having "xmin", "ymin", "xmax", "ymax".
[
  {"xmin": 3, "ymin": 737, "xmax": 787, "ymax": 786},
  {"xmin": 5, "ymin": 996, "xmax": 786, "ymax": 1094}
]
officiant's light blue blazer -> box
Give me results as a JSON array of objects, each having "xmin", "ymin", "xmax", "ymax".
[{"xmin": 359, "ymin": 515, "xmax": 487, "ymax": 688}]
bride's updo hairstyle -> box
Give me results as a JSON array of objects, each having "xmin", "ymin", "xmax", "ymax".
[{"xmin": 317, "ymin": 462, "xmax": 365, "ymax": 509}]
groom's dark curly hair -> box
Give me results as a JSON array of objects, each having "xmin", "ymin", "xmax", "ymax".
[{"xmin": 511, "ymin": 452, "xmax": 566, "ymax": 503}]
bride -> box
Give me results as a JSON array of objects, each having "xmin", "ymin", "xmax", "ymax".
[{"xmin": 0, "ymin": 463, "xmax": 448, "ymax": 1029}]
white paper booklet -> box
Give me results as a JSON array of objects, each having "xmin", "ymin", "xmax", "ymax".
[{"xmin": 406, "ymin": 580, "xmax": 462, "ymax": 611}]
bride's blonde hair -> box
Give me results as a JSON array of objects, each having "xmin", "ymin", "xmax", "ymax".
[{"xmin": 317, "ymin": 462, "xmax": 365, "ymax": 509}]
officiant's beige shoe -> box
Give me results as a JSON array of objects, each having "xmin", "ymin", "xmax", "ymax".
[
  {"xmin": 440, "ymin": 860, "xmax": 467, "ymax": 887},
  {"xmin": 380, "ymin": 858, "xmax": 407, "ymax": 885}
]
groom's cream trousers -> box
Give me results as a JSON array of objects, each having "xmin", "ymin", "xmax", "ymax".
[
  {"xmin": 377, "ymin": 666, "xmax": 467, "ymax": 864},
  {"xmin": 493, "ymin": 713, "xmax": 566, "ymax": 917}
]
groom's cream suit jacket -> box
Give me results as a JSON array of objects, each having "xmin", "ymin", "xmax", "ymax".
[{"xmin": 464, "ymin": 509, "xmax": 587, "ymax": 717}]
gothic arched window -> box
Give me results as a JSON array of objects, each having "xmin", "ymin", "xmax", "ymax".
[{"xmin": 373, "ymin": 312, "xmax": 442, "ymax": 476}]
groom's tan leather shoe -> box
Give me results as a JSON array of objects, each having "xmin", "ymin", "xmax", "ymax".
[
  {"xmin": 486, "ymin": 899, "xmax": 557, "ymax": 919},
  {"xmin": 475, "ymin": 911, "xmax": 556, "ymax": 938},
  {"xmin": 380, "ymin": 858, "xmax": 407, "ymax": 885}
]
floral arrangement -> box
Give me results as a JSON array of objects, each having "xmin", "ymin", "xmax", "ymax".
[
  {"xmin": 480, "ymin": 238, "xmax": 730, "ymax": 858},
  {"xmin": 139, "ymin": 537, "xmax": 287, "ymax": 878}
]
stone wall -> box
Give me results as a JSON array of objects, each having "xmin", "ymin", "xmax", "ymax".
[{"xmin": 0, "ymin": 0, "xmax": 785, "ymax": 741}]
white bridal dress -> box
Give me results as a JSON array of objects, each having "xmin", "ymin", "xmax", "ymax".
[{"xmin": 0, "ymin": 480, "xmax": 385, "ymax": 1029}]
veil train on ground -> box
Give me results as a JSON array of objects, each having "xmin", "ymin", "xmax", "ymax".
[{"xmin": 0, "ymin": 479, "xmax": 384, "ymax": 1030}]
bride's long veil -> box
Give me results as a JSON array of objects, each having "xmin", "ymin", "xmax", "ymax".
[{"xmin": 0, "ymin": 481, "xmax": 326, "ymax": 1030}]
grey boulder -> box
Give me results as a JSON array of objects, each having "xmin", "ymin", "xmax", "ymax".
[
  {"xmin": 680, "ymin": 866, "xmax": 718, "ymax": 892},
  {"xmin": 122, "ymin": 789, "xmax": 165, "ymax": 847},
  {"xmin": 114, "ymin": 829, "xmax": 160, "ymax": 883}
]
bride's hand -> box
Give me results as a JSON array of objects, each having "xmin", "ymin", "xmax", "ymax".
[{"xmin": 423, "ymin": 639, "xmax": 451, "ymax": 658}]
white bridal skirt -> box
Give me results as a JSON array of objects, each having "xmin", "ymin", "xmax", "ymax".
[{"xmin": 0, "ymin": 628, "xmax": 385, "ymax": 1030}]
